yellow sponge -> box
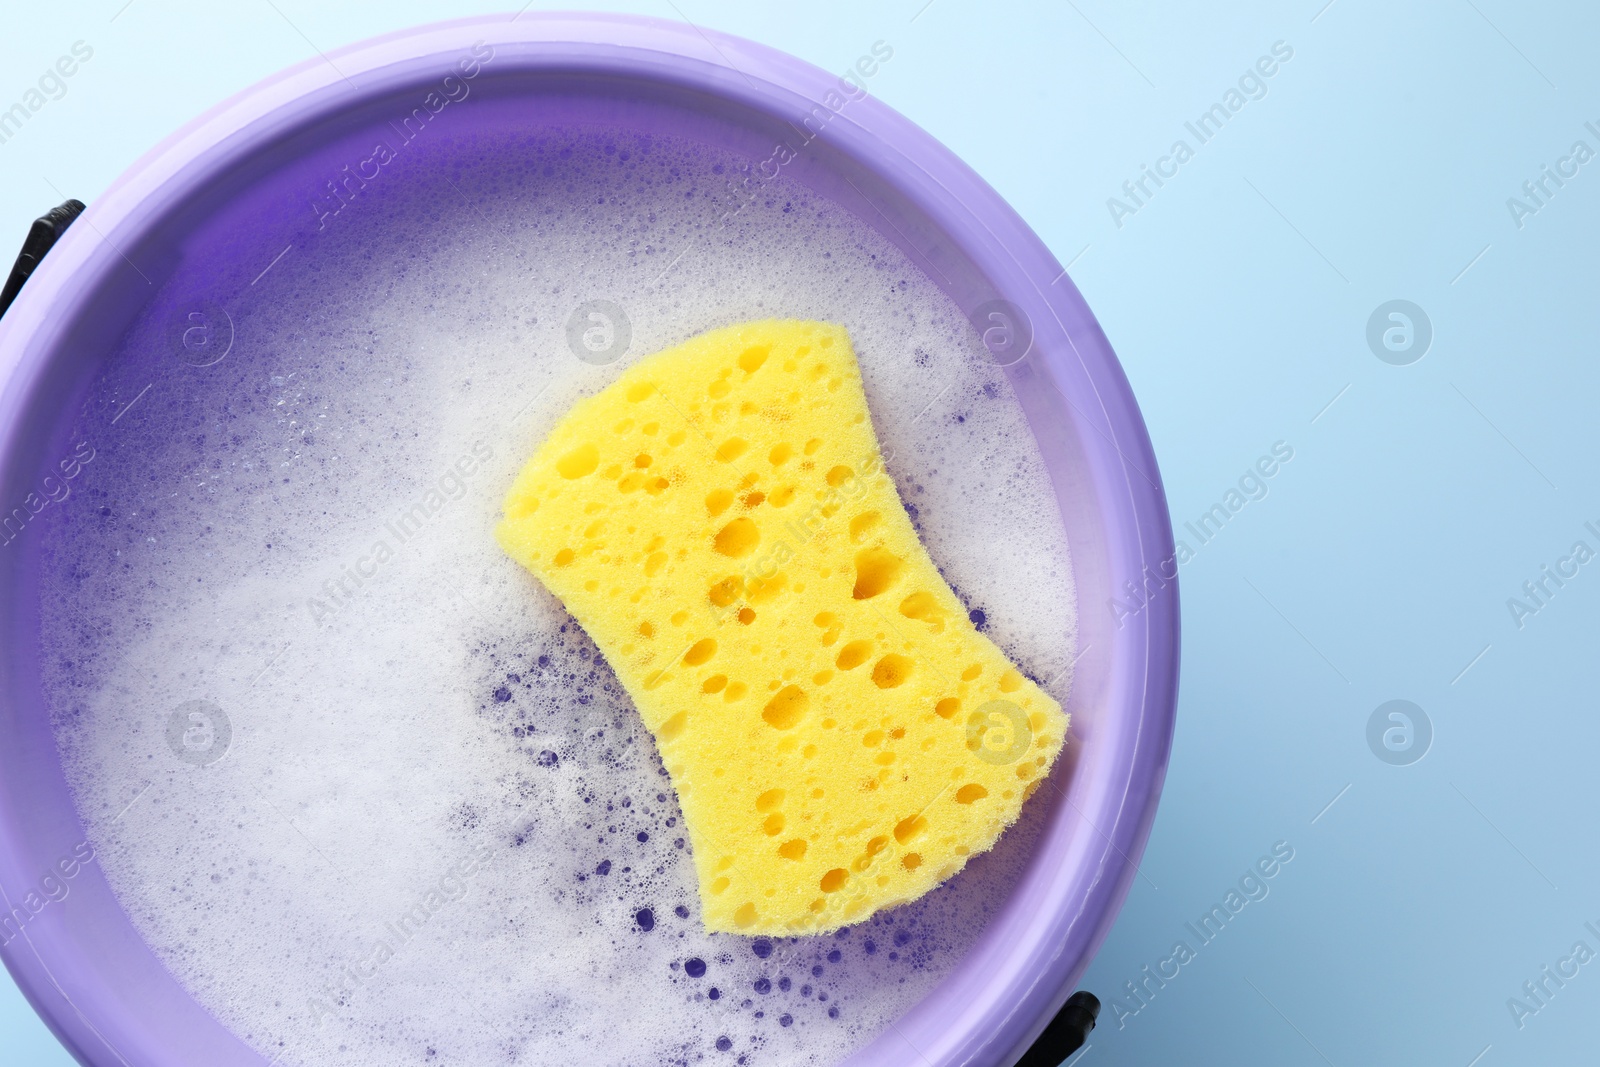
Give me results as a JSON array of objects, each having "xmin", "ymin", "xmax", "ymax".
[{"xmin": 496, "ymin": 320, "xmax": 1065, "ymax": 934}]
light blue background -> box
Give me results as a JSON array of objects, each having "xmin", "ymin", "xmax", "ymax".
[{"xmin": 3, "ymin": 2, "xmax": 1597, "ymax": 1065}]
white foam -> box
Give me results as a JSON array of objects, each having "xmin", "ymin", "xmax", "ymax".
[{"xmin": 39, "ymin": 127, "xmax": 1076, "ymax": 1067}]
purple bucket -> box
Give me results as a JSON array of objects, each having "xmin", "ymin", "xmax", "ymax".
[{"xmin": 0, "ymin": 14, "xmax": 1177, "ymax": 1066}]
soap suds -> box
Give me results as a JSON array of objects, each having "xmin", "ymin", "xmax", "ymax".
[{"xmin": 38, "ymin": 127, "xmax": 1076, "ymax": 1067}]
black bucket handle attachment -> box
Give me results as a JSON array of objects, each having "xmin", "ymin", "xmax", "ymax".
[
  {"xmin": 1015, "ymin": 991, "xmax": 1100, "ymax": 1066},
  {"xmin": 0, "ymin": 199, "xmax": 86, "ymax": 323}
]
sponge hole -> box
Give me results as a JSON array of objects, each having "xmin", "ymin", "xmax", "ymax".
[
  {"xmin": 556, "ymin": 443, "xmax": 599, "ymax": 479},
  {"xmin": 761, "ymin": 685, "xmax": 808, "ymax": 729},
  {"xmin": 713, "ymin": 517, "xmax": 760, "ymax": 558},
  {"xmin": 659, "ymin": 711, "xmax": 688, "ymax": 741},
  {"xmin": 739, "ymin": 345, "xmax": 772, "ymax": 373},
  {"xmin": 852, "ymin": 546, "xmax": 904, "ymax": 600},
  {"xmin": 708, "ymin": 576, "xmax": 744, "ymax": 607},
  {"xmin": 849, "ymin": 511, "xmax": 881, "ymax": 544},
  {"xmin": 871, "ymin": 654, "xmax": 913, "ymax": 689},
  {"xmin": 893, "ymin": 814, "xmax": 927, "ymax": 845},
  {"xmin": 683, "ymin": 638, "xmax": 716, "ymax": 666},
  {"xmin": 835, "ymin": 640, "xmax": 872, "ymax": 671},
  {"xmin": 899, "ymin": 591, "xmax": 946, "ymax": 633},
  {"xmin": 955, "ymin": 784, "xmax": 989, "ymax": 804},
  {"xmin": 747, "ymin": 572, "xmax": 787, "ymax": 604}
]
